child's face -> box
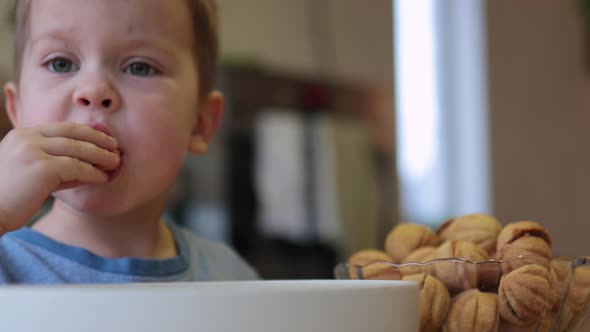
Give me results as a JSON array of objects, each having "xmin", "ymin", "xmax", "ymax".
[{"xmin": 8, "ymin": 0, "xmax": 218, "ymax": 215}]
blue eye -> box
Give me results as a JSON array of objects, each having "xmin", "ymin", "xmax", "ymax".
[
  {"xmin": 48, "ymin": 58, "xmax": 79, "ymax": 73},
  {"xmin": 125, "ymin": 62, "xmax": 158, "ymax": 76}
]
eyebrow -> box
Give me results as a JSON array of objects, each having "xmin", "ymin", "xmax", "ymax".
[
  {"xmin": 117, "ymin": 38, "xmax": 180, "ymax": 59},
  {"xmin": 28, "ymin": 31, "xmax": 179, "ymax": 60},
  {"xmin": 29, "ymin": 30, "xmax": 76, "ymax": 50}
]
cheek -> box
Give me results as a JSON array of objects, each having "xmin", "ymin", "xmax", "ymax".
[
  {"xmin": 128, "ymin": 115, "xmax": 189, "ymax": 189},
  {"xmin": 135, "ymin": 116, "xmax": 189, "ymax": 151},
  {"xmin": 18, "ymin": 85, "xmax": 70, "ymax": 127},
  {"xmin": 21, "ymin": 106, "xmax": 66, "ymax": 126},
  {"xmin": 126, "ymin": 95, "xmax": 195, "ymax": 159},
  {"xmin": 128, "ymin": 80, "xmax": 197, "ymax": 139}
]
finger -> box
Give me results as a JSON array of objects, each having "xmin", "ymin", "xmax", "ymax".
[
  {"xmin": 38, "ymin": 122, "xmax": 118, "ymax": 151},
  {"xmin": 52, "ymin": 156, "xmax": 108, "ymax": 185},
  {"xmin": 43, "ymin": 137, "xmax": 120, "ymax": 171},
  {"xmin": 56, "ymin": 181, "xmax": 83, "ymax": 192}
]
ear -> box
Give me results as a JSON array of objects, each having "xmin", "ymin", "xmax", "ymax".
[
  {"xmin": 3, "ymin": 82, "xmax": 20, "ymax": 128},
  {"xmin": 188, "ymin": 91, "xmax": 225, "ymax": 155}
]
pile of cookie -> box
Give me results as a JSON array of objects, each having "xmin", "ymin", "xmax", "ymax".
[{"xmin": 347, "ymin": 214, "xmax": 589, "ymax": 332}]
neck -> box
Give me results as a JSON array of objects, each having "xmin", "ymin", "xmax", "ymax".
[{"xmin": 33, "ymin": 196, "xmax": 177, "ymax": 259}]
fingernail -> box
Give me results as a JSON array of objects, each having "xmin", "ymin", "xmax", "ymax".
[{"xmin": 109, "ymin": 136, "xmax": 118, "ymax": 145}]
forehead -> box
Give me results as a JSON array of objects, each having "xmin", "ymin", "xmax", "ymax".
[{"xmin": 27, "ymin": 0, "xmax": 193, "ymax": 47}]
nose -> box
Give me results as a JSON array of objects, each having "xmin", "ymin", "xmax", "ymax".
[{"xmin": 73, "ymin": 77, "xmax": 120, "ymax": 112}]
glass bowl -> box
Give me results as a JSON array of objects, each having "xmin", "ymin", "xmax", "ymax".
[{"xmin": 334, "ymin": 256, "xmax": 590, "ymax": 332}]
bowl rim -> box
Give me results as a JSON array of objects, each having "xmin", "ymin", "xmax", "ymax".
[
  {"xmin": 335, "ymin": 255, "xmax": 590, "ymax": 279},
  {"xmin": 343, "ymin": 255, "xmax": 590, "ymax": 267}
]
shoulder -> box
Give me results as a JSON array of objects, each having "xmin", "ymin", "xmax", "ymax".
[
  {"xmin": 172, "ymin": 224, "xmax": 260, "ymax": 281},
  {"xmin": 0, "ymin": 232, "xmax": 36, "ymax": 283},
  {"xmin": 0, "ymin": 236, "xmax": 12, "ymax": 283}
]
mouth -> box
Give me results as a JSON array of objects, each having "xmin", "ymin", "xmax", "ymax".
[
  {"xmin": 106, "ymin": 150, "xmax": 124, "ymax": 182},
  {"xmin": 86, "ymin": 122, "xmax": 123, "ymax": 182},
  {"xmin": 88, "ymin": 122, "xmax": 114, "ymax": 137}
]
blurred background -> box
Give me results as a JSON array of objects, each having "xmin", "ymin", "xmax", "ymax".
[{"xmin": 1, "ymin": 0, "xmax": 590, "ymax": 279}]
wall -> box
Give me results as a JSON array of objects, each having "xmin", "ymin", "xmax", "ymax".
[
  {"xmin": 0, "ymin": 1, "xmax": 13, "ymax": 77},
  {"xmin": 217, "ymin": 0, "xmax": 394, "ymax": 85},
  {"xmin": 487, "ymin": 0, "xmax": 590, "ymax": 255}
]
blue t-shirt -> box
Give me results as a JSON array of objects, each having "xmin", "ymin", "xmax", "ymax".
[{"xmin": 0, "ymin": 223, "xmax": 258, "ymax": 284}]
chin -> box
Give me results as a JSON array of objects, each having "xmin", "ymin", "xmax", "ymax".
[{"xmin": 53, "ymin": 188, "xmax": 135, "ymax": 217}]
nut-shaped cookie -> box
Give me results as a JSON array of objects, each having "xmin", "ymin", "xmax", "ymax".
[
  {"xmin": 567, "ymin": 265, "xmax": 590, "ymax": 313},
  {"xmin": 402, "ymin": 246, "xmax": 436, "ymax": 264},
  {"xmin": 358, "ymin": 261, "xmax": 402, "ymax": 280},
  {"xmin": 557, "ymin": 305, "xmax": 582, "ymax": 332},
  {"xmin": 404, "ymin": 273, "xmax": 450, "ymax": 332},
  {"xmin": 542, "ymin": 261, "xmax": 590, "ymax": 331},
  {"xmin": 348, "ymin": 249, "xmax": 391, "ymax": 267},
  {"xmin": 498, "ymin": 264, "xmax": 550, "ymax": 326},
  {"xmin": 549, "ymin": 260, "xmax": 571, "ymax": 311},
  {"xmin": 497, "ymin": 221, "xmax": 552, "ymax": 251},
  {"xmin": 400, "ymin": 246, "xmax": 436, "ymax": 276},
  {"xmin": 557, "ymin": 269, "xmax": 590, "ymax": 332},
  {"xmin": 478, "ymin": 262, "xmax": 502, "ymax": 293},
  {"xmin": 432, "ymin": 240, "xmax": 489, "ymax": 291},
  {"xmin": 496, "ymin": 221, "xmax": 552, "ymax": 254},
  {"xmin": 499, "ymin": 318, "xmax": 550, "ymax": 332},
  {"xmin": 385, "ymin": 223, "xmax": 438, "ymax": 263},
  {"xmin": 443, "ymin": 289, "xmax": 499, "ymax": 332},
  {"xmin": 497, "ymin": 236, "xmax": 552, "ymax": 273},
  {"xmin": 541, "ymin": 312, "xmax": 558, "ymax": 332},
  {"xmin": 496, "ymin": 221, "xmax": 552, "ymax": 273},
  {"xmin": 499, "ymin": 301, "xmax": 557, "ymax": 332},
  {"xmin": 347, "ymin": 249, "xmax": 394, "ymax": 280},
  {"xmin": 434, "ymin": 240, "xmax": 489, "ymax": 261},
  {"xmin": 438, "ymin": 213, "xmax": 502, "ymax": 254}
]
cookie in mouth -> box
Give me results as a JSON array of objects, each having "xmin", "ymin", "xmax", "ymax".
[{"xmin": 87, "ymin": 122, "xmax": 124, "ymax": 182}]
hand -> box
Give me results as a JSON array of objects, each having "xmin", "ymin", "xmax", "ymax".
[{"xmin": 0, "ymin": 122, "xmax": 119, "ymax": 235}]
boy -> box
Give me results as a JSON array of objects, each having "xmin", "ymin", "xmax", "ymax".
[{"xmin": 0, "ymin": 0, "xmax": 258, "ymax": 283}]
